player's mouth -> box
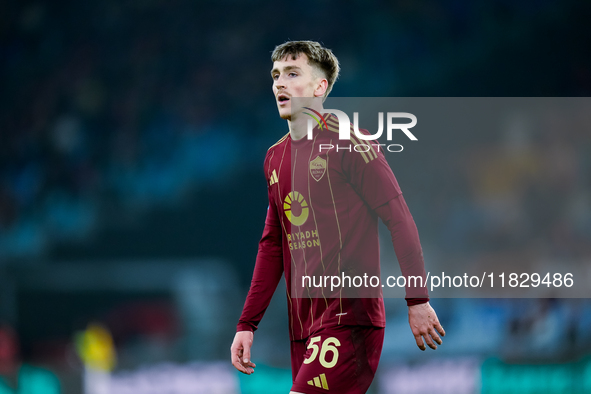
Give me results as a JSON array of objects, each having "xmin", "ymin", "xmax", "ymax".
[{"xmin": 277, "ymin": 93, "xmax": 290, "ymax": 106}]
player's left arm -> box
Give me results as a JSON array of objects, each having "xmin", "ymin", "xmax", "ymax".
[
  {"xmin": 374, "ymin": 196, "xmax": 445, "ymax": 350},
  {"xmin": 344, "ymin": 138, "xmax": 445, "ymax": 350}
]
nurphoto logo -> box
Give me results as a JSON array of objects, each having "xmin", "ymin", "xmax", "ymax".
[{"xmin": 304, "ymin": 108, "xmax": 418, "ymax": 153}]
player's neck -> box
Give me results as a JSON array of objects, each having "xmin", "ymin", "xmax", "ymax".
[
  {"xmin": 288, "ymin": 105, "xmax": 324, "ymax": 141},
  {"xmin": 287, "ymin": 118, "xmax": 306, "ymax": 141}
]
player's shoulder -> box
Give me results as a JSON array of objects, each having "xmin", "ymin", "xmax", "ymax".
[
  {"xmin": 268, "ymin": 131, "xmax": 290, "ymax": 150},
  {"xmin": 323, "ymin": 115, "xmax": 381, "ymax": 164},
  {"xmin": 266, "ymin": 132, "xmax": 290, "ymax": 155},
  {"xmin": 323, "ymin": 113, "xmax": 373, "ymax": 139}
]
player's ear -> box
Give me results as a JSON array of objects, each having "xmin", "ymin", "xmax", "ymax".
[{"xmin": 314, "ymin": 78, "xmax": 328, "ymax": 98}]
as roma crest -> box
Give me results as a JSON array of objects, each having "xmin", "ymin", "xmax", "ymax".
[{"xmin": 310, "ymin": 156, "xmax": 327, "ymax": 182}]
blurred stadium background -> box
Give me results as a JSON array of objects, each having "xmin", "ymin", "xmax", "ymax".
[{"xmin": 1, "ymin": 0, "xmax": 591, "ymax": 393}]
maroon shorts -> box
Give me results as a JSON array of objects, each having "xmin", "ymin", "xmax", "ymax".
[{"xmin": 290, "ymin": 325, "xmax": 384, "ymax": 394}]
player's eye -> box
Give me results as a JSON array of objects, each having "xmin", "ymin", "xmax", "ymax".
[
  {"xmin": 272, "ymin": 74, "xmax": 279, "ymax": 80},
  {"xmin": 289, "ymin": 72, "xmax": 297, "ymax": 77}
]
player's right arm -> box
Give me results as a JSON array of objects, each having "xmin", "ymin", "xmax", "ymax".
[{"xmin": 231, "ymin": 160, "xmax": 284, "ymax": 375}]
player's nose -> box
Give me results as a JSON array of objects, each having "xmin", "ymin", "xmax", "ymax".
[
  {"xmin": 274, "ymin": 74, "xmax": 287, "ymax": 88},
  {"xmin": 274, "ymin": 80, "xmax": 286, "ymax": 90}
]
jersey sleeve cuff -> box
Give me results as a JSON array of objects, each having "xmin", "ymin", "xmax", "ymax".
[
  {"xmin": 405, "ymin": 298, "xmax": 429, "ymax": 306},
  {"xmin": 236, "ymin": 322, "xmax": 257, "ymax": 332}
]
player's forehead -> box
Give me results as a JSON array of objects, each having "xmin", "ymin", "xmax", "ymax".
[{"xmin": 271, "ymin": 53, "xmax": 313, "ymax": 74}]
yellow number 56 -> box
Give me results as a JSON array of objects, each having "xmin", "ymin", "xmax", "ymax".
[{"xmin": 303, "ymin": 336, "xmax": 341, "ymax": 368}]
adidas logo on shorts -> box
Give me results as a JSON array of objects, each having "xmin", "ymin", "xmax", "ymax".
[{"xmin": 307, "ymin": 373, "xmax": 329, "ymax": 390}]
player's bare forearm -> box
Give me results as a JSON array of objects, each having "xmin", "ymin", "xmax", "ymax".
[
  {"xmin": 408, "ymin": 302, "xmax": 445, "ymax": 351},
  {"xmin": 231, "ymin": 331, "xmax": 256, "ymax": 374}
]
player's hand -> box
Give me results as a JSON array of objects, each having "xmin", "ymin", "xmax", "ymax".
[
  {"xmin": 231, "ymin": 331, "xmax": 256, "ymax": 374},
  {"xmin": 408, "ymin": 302, "xmax": 445, "ymax": 351}
]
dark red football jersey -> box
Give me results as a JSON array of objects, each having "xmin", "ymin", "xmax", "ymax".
[{"xmin": 238, "ymin": 114, "xmax": 427, "ymax": 341}]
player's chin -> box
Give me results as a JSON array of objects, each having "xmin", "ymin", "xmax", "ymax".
[{"xmin": 278, "ymin": 109, "xmax": 291, "ymax": 120}]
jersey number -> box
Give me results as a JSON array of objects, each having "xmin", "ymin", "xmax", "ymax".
[{"xmin": 303, "ymin": 336, "xmax": 341, "ymax": 368}]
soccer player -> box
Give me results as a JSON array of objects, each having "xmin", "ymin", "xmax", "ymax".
[{"xmin": 230, "ymin": 41, "xmax": 445, "ymax": 394}]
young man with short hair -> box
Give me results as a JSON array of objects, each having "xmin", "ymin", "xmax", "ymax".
[{"xmin": 230, "ymin": 40, "xmax": 445, "ymax": 394}]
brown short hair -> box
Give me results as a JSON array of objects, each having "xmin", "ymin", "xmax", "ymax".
[{"xmin": 271, "ymin": 40, "xmax": 340, "ymax": 98}]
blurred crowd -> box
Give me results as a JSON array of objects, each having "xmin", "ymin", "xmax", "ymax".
[
  {"xmin": 434, "ymin": 106, "xmax": 591, "ymax": 262},
  {"xmin": 382, "ymin": 298, "xmax": 591, "ymax": 362},
  {"xmin": 1, "ymin": 0, "xmax": 590, "ymax": 261},
  {"xmin": 1, "ymin": 0, "xmax": 262, "ymax": 260}
]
